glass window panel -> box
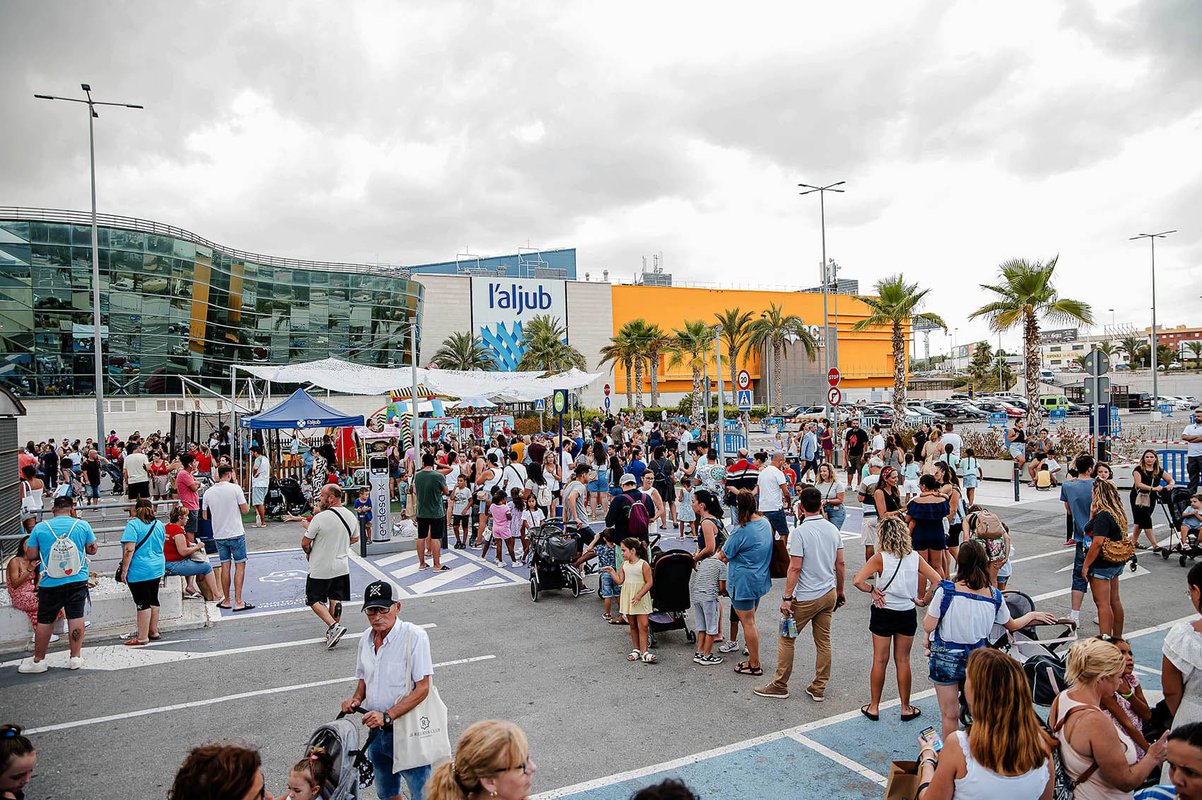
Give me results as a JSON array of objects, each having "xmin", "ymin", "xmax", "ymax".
[
  {"xmin": 0, "ymin": 221, "xmax": 31, "ymax": 239},
  {"xmin": 146, "ymin": 234, "xmax": 173, "ymax": 255},
  {"xmin": 172, "ymin": 239, "xmax": 196, "ymax": 259},
  {"xmin": 108, "ymin": 229, "xmax": 145, "ymax": 251}
]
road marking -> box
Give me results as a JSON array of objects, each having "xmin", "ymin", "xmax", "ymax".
[
  {"xmin": 376, "ymin": 552, "xmax": 409, "ymax": 566},
  {"xmin": 24, "ymin": 654, "xmax": 496, "ymax": 735},
  {"xmin": 1012, "ymin": 548, "xmax": 1073, "ymax": 564},
  {"xmin": 1126, "ymin": 614, "xmax": 1197, "ymax": 640},
  {"xmin": 787, "ymin": 733, "xmax": 887, "ymax": 785},
  {"xmin": 409, "ymin": 563, "xmax": 482, "ymax": 594},
  {"xmin": 1032, "ymin": 564, "xmax": 1150, "ymax": 601},
  {"xmin": 3, "ymin": 624, "xmax": 436, "ymax": 671},
  {"xmin": 348, "ymin": 551, "xmax": 399, "ymax": 585}
]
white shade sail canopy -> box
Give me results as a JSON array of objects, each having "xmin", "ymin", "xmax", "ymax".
[{"xmin": 238, "ymin": 358, "xmax": 601, "ymax": 402}]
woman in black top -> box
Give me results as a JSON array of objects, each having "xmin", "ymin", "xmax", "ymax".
[
  {"xmin": 1082, "ymin": 479, "xmax": 1132, "ymax": 638},
  {"xmin": 912, "ymin": 424, "xmax": 929, "ymax": 463},
  {"xmin": 1007, "ymin": 420, "xmax": 1027, "ymax": 471},
  {"xmin": 1131, "ymin": 449, "xmax": 1174, "ymax": 554}
]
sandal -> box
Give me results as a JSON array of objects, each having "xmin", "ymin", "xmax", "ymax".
[
  {"xmin": 216, "ymin": 603, "xmax": 232, "ymax": 610},
  {"xmin": 641, "ymin": 651, "xmax": 658, "ymax": 664},
  {"xmin": 860, "ymin": 705, "xmax": 880, "ymax": 721},
  {"xmin": 124, "ymin": 638, "xmax": 148, "ymax": 647},
  {"xmin": 733, "ymin": 662, "xmax": 763, "ymax": 676},
  {"xmin": 628, "ymin": 650, "xmax": 642, "ymax": 662},
  {"xmin": 183, "ymin": 591, "xmax": 204, "ymax": 600},
  {"xmin": 901, "ymin": 707, "xmax": 923, "ymax": 722},
  {"xmin": 609, "ymin": 616, "xmax": 628, "ymax": 625},
  {"xmin": 602, "ymin": 613, "xmax": 613, "ymax": 622},
  {"xmin": 148, "ymin": 633, "xmax": 162, "ymax": 641}
]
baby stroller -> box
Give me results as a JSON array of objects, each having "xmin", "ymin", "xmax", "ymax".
[
  {"xmin": 278, "ymin": 477, "xmax": 311, "ymax": 516},
  {"xmin": 105, "ymin": 461, "xmax": 124, "ymax": 495},
  {"xmin": 528, "ymin": 520, "xmax": 586, "ymax": 602},
  {"xmin": 647, "ymin": 549, "xmax": 696, "ymax": 648},
  {"xmin": 1158, "ymin": 487, "xmax": 1200, "ymax": 567},
  {"xmin": 984, "ymin": 590, "xmax": 1077, "ymax": 723},
  {"xmin": 263, "ymin": 478, "xmax": 287, "ymax": 518},
  {"xmin": 304, "ymin": 711, "xmax": 376, "ymax": 799}
]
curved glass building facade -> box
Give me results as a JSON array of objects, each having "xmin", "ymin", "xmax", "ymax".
[{"xmin": 0, "ymin": 209, "xmax": 423, "ymax": 397}]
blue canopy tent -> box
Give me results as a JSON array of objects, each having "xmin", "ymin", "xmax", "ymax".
[{"xmin": 239, "ymin": 389, "xmax": 365, "ymax": 430}]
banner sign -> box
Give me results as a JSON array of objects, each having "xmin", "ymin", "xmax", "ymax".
[{"xmin": 471, "ymin": 277, "xmax": 568, "ymax": 371}]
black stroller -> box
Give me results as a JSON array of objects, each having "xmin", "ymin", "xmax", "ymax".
[
  {"xmin": 1158, "ymin": 487, "xmax": 1200, "ymax": 567},
  {"xmin": 304, "ymin": 710, "xmax": 377, "ymax": 799},
  {"xmin": 105, "ymin": 461, "xmax": 124, "ymax": 495},
  {"xmin": 528, "ymin": 521, "xmax": 587, "ymax": 601},
  {"xmin": 647, "ymin": 549, "xmax": 696, "ymax": 647},
  {"xmin": 277, "ymin": 477, "xmax": 310, "ymax": 516},
  {"xmin": 978, "ymin": 590, "xmax": 1076, "ymax": 725},
  {"xmin": 263, "ymin": 478, "xmax": 287, "ymax": 518}
]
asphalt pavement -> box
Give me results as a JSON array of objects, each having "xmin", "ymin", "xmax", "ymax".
[{"xmin": 3, "ymin": 482, "xmax": 1197, "ymax": 799}]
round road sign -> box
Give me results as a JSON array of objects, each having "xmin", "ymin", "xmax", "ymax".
[
  {"xmin": 604, "ymin": 383, "xmax": 611, "ymax": 396},
  {"xmin": 737, "ymin": 369, "xmax": 751, "ymax": 390},
  {"xmin": 827, "ymin": 367, "xmax": 841, "ymax": 387},
  {"xmin": 552, "ymin": 390, "xmax": 567, "ymax": 414},
  {"xmin": 827, "ymin": 386, "xmax": 842, "ymax": 406}
]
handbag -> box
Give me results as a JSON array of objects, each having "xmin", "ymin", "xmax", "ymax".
[
  {"xmin": 769, "ymin": 536, "xmax": 791, "ymax": 579},
  {"xmin": 390, "ymin": 624, "xmax": 452, "ymax": 772},
  {"xmin": 116, "ymin": 521, "xmax": 160, "ymax": 583},
  {"xmin": 1134, "ymin": 490, "xmax": 1152, "ymax": 508},
  {"xmin": 884, "ymin": 760, "xmax": 921, "ymax": 800},
  {"xmin": 1101, "ymin": 536, "xmax": 1135, "ymax": 564}
]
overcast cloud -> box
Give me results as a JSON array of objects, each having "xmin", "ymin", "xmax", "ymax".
[{"xmin": 2, "ymin": 0, "xmax": 1199, "ymax": 352}]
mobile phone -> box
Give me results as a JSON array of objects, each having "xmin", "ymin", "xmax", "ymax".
[{"xmin": 919, "ymin": 725, "xmax": 943, "ymax": 753}]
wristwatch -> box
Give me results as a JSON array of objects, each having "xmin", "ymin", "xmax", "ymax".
[
  {"xmin": 382, "ymin": 712, "xmax": 393, "ymax": 727},
  {"xmin": 783, "ymin": 596, "xmax": 794, "ymax": 602}
]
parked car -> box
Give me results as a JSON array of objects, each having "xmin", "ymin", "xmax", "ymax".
[
  {"xmin": 907, "ymin": 405, "xmax": 946, "ymax": 422},
  {"xmin": 1114, "ymin": 362, "xmax": 1131, "ymax": 370},
  {"xmin": 955, "ymin": 403, "xmax": 989, "ymax": 419},
  {"xmin": 1066, "ymin": 402, "xmax": 1090, "ymax": 416},
  {"xmin": 1039, "ymin": 394, "xmax": 1070, "ymax": 412},
  {"xmin": 975, "ymin": 400, "xmax": 1023, "ymax": 418},
  {"xmin": 1172, "ymin": 396, "xmax": 1199, "ymax": 408}
]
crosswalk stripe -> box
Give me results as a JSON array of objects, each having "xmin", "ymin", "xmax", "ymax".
[{"xmin": 409, "ymin": 564, "xmax": 483, "ymax": 593}]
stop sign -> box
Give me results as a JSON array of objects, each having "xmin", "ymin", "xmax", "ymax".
[
  {"xmin": 827, "ymin": 367, "xmax": 841, "ymax": 386},
  {"xmin": 604, "ymin": 384, "xmax": 611, "ymax": 396}
]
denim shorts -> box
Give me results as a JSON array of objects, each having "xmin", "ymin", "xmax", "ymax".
[
  {"xmin": 928, "ymin": 641, "xmax": 972, "ymax": 685},
  {"xmin": 962, "ymin": 474, "xmax": 979, "ymax": 489},
  {"xmin": 214, "ymin": 535, "xmax": 248, "ymax": 564},
  {"xmin": 763, "ymin": 509, "xmax": 789, "ymax": 539},
  {"xmin": 730, "ymin": 597, "xmax": 759, "ymax": 613},
  {"xmin": 1072, "ymin": 540, "xmax": 1088, "ymax": 593},
  {"xmin": 588, "ymin": 473, "xmax": 610, "ymax": 493},
  {"xmin": 165, "ymin": 559, "xmax": 213, "ymax": 577},
  {"xmin": 1089, "ymin": 564, "xmax": 1124, "ymax": 580}
]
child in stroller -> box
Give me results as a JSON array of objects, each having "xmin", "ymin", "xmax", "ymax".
[
  {"xmin": 298, "ymin": 712, "xmax": 377, "ymax": 799},
  {"xmin": 1161, "ymin": 489, "xmax": 1202, "ymax": 567}
]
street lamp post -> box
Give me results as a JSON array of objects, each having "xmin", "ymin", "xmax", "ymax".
[
  {"xmin": 1130, "ymin": 230, "xmax": 1176, "ymax": 421},
  {"xmin": 713, "ymin": 325, "xmax": 725, "ymax": 461},
  {"xmin": 798, "ymin": 180, "xmax": 844, "ymax": 426},
  {"xmin": 35, "ymin": 84, "xmax": 143, "ymax": 448}
]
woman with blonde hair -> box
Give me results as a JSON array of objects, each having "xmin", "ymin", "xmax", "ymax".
[
  {"xmin": 852, "ymin": 517, "xmax": 942, "ymax": 722},
  {"xmin": 426, "ymin": 719, "xmax": 536, "ymax": 800},
  {"xmin": 916, "ymin": 648, "xmax": 1053, "ymax": 798},
  {"xmin": 1049, "ymin": 637, "xmax": 1167, "ymax": 798},
  {"xmin": 1081, "ymin": 479, "xmax": 1133, "ymax": 639}
]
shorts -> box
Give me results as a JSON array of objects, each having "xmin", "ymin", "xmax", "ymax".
[
  {"xmin": 127, "ymin": 578, "xmax": 161, "ymax": 611},
  {"xmin": 36, "ymin": 581, "xmax": 88, "ymax": 624},
  {"xmin": 127, "ymin": 481, "xmax": 150, "ymax": 500},
  {"xmin": 251, "ymin": 486, "xmax": 267, "ymax": 505},
  {"xmin": 1009, "ymin": 444, "xmax": 1027, "ymax": 460},
  {"xmin": 763, "ymin": 509, "xmax": 789, "ymax": 539},
  {"xmin": 691, "ymin": 599, "xmax": 720, "ymax": 635},
  {"xmin": 453, "ymin": 513, "xmax": 469, "ymax": 527},
  {"xmin": 861, "ymin": 516, "xmax": 879, "ymax": 546},
  {"xmin": 947, "ymin": 522, "xmax": 964, "ymax": 548},
  {"xmin": 997, "ymin": 559, "xmax": 1012, "ymax": 581},
  {"xmin": 928, "ymin": 641, "xmax": 973, "ymax": 685},
  {"xmin": 417, "ymin": 517, "xmax": 447, "ymax": 545},
  {"xmin": 962, "ymin": 474, "xmax": 979, "ymax": 489},
  {"xmin": 305, "ymin": 574, "xmax": 351, "ymax": 606},
  {"xmin": 869, "ymin": 605, "xmax": 917, "ymax": 638},
  {"xmin": 165, "ymin": 559, "xmax": 213, "ymax": 577},
  {"xmin": 912, "ymin": 526, "xmax": 947, "ymax": 551},
  {"xmin": 848, "ymin": 455, "xmax": 863, "ymax": 475},
  {"xmin": 1072, "ymin": 540, "xmax": 1088, "ymax": 593},
  {"xmin": 87, "ymin": 484, "xmax": 101, "ymax": 500},
  {"xmin": 1088, "ymin": 564, "xmax": 1124, "ymax": 580},
  {"xmin": 598, "ymin": 544, "xmax": 620, "ymax": 598},
  {"xmin": 654, "ymin": 482, "xmax": 673, "ymax": 502},
  {"xmin": 1183, "ymin": 519, "xmax": 1202, "ymax": 531},
  {"xmin": 184, "ymin": 509, "xmax": 199, "ymax": 534},
  {"xmin": 214, "ymin": 535, "xmax": 248, "ymax": 564},
  {"xmin": 903, "ymin": 479, "xmax": 919, "ymax": 495},
  {"xmin": 358, "ymin": 510, "xmax": 374, "ymax": 524},
  {"xmin": 730, "ymin": 597, "xmax": 759, "ymax": 613}
]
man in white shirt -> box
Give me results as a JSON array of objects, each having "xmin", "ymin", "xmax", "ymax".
[
  {"xmin": 1184, "ymin": 407, "xmax": 1202, "ymax": 494},
  {"xmin": 203, "ymin": 465, "xmax": 253, "ymax": 612},
  {"xmin": 756, "ymin": 450, "xmax": 791, "ymax": 541},
  {"xmin": 123, "ymin": 443, "xmax": 150, "ymax": 515},
  {"xmin": 869, "ymin": 424, "xmax": 886, "ymax": 458},
  {"xmin": 250, "ymin": 444, "xmax": 271, "ymax": 528},
  {"xmin": 942, "ymin": 422, "xmax": 963, "ymax": 460},
  {"xmin": 303, "ymin": 484, "xmax": 359, "ymax": 650},
  {"xmin": 754, "ymin": 486, "xmax": 845, "ymax": 702},
  {"xmin": 342, "ymin": 581, "xmax": 436, "ymax": 800},
  {"xmin": 499, "ymin": 449, "xmax": 528, "ymax": 495}
]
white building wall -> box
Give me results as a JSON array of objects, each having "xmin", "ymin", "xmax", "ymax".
[
  {"xmin": 565, "ymin": 281, "xmax": 615, "ymax": 409},
  {"xmin": 412, "ymin": 274, "xmax": 473, "ymax": 367}
]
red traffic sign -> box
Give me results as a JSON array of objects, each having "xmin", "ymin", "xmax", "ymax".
[
  {"xmin": 827, "ymin": 386, "xmax": 842, "ymax": 406},
  {"xmin": 604, "ymin": 383, "xmax": 611, "ymax": 396},
  {"xmin": 737, "ymin": 369, "xmax": 751, "ymax": 390},
  {"xmin": 827, "ymin": 367, "xmax": 841, "ymax": 387}
]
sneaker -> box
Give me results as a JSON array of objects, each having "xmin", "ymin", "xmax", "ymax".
[
  {"xmin": 700, "ymin": 654, "xmax": 725, "ymax": 666},
  {"xmin": 805, "ymin": 688, "xmax": 825, "ymax": 702},
  {"xmin": 67, "ymin": 656, "xmax": 84, "ymax": 670},
  {"xmin": 717, "ymin": 640, "xmax": 741, "ymax": 654},
  {"xmin": 578, "ymin": 586, "xmax": 596, "ymax": 595},
  {"xmin": 17, "ymin": 658, "xmax": 48, "ymax": 674},
  {"xmin": 326, "ymin": 625, "xmax": 347, "ymax": 650},
  {"xmin": 753, "ymin": 684, "xmax": 790, "ymax": 699},
  {"xmin": 693, "ymin": 652, "xmax": 704, "ymax": 664},
  {"xmin": 743, "ymin": 646, "xmax": 750, "ymax": 656}
]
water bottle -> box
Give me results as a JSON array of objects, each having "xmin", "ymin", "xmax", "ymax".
[{"xmin": 780, "ymin": 613, "xmax": 798, "ymax": 639}]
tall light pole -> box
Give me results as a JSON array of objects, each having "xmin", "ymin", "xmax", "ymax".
[
  {"xmin": 35, "ymin": 84, "xmax": 143, "ymax": 447},
  {"xmin": 713, "ymin": 325, "xmax": 726, "ymax": 461},
  {"xmin": 798, "ymin": 180, "xmax": 844, "ymax": 425},
  {"xmin": 1130, "ymin": 230, "xmax": 1176, "ymax": 420}
]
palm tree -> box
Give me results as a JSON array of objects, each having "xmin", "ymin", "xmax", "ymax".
[
  {"xmin": 1187, "ymin": 341, "xmax": 1202, "ymax": 369},
  {"xmin": 1097, "ymin": 341, "xmax": 1118, "ymax": 358},
  {"xmin": 852, "ymin": 274, "xmax": 946, "ymax": 417},
  {"xmin": 669, "ymin": 320, "xmax": 711, "ymax": 428},
  {"xmin": 969, "ymin": 256, "xmax": 1093, "ymax": 434},
  {"xmin": 515, "ymin": 315, "xmax": 587, "ymax": 373},
  {"xmin": 1156, "ymin": 344, "xmax": 1178, "ymax": 370},
  {"xmin": 431, "ymin": 331, "xmax": 495, "ymax": 370},
  {"xmin": 620, "ymin": 319, "xmax": 656, "ymax": 420},
  {"xmin": 748, "ymin": 303, "xmax": 818, "ymax": 415},
  {"xmin": 599, "ymin": 321, "xmax": 647, "ymax": 410},
  {"xmin": 1120, "ymin": 335, "xmax": 1144, "ymax": 368},
  {"xmin": 714, "ymin": 308, "xmax": 754, "ymax": 405},
  {"xmin": 644, "ymin": 323, "xmax": 672, "ymax": 409}
]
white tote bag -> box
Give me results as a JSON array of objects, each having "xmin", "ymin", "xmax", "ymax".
[{"xmin": 392, "ymin": 684, "xmax": 452, "ymax": 772}]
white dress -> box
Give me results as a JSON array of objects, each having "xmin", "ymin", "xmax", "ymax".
[{"xmin": 1163, "ymin": 621, "xmax": 1202, "ymax": 781}]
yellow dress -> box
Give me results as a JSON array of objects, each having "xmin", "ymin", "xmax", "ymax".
[{"xmin": 619, "ymin": 558, "xmax": 652, "ymax": 616}]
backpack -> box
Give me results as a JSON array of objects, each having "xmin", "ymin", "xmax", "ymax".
[
  {"xmin": 535, "ymin": 482, "xmax": 552, "ymax": 508},
  {"xmin": 1023, "ymin": 653, "xmax": 1068, "ymax": 706},
  {"xmin": 44, "ymin": 519, "xmax": 85, "ymax": 580},
  {"xmin": 967, "ymin": 509, "xmax": 1007, "ymax": 540},
  {"xmin": 625, "ymin": 496, "xmax": 650, "ymax": 539}
]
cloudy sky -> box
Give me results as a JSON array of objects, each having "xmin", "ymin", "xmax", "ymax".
[{"xmin": 3, "ymin": 0, "xmax": 1199, "ymax": 354}]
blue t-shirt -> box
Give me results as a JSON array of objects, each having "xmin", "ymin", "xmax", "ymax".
[
  {"xmin": 28, "ymin": 515, "xmax": 96, "ymax": 588},
  {"xmin": 721, "ymin": 516, "xmax": 773, "ymax": 602},
  {"xmin": 627, "ymin": 459, "xmax": 647, "ymax": 483},
  {"xmin": 120, "ymin": 518, "xmax": 167, "ymax": 583},
  {"xmin": 1060, "ymin": 478, "xmax": 1095, "ymax": 541}
]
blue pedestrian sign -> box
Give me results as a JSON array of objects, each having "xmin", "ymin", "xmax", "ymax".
[
  {"xmin": 534, "ymin": 398, "xmax": 546, "ymax": 412},
  {"xmin": 1110, "ymin": 406, "xmax": 1122, "ymax": 434},
  {"xmin": 736, "ymin": 389, "xmax": 753, "ymax": 410},
  {"xmin": 988, "ymin": 412, "xmax": 1007, "ymax": 427},
  {"xmin": 603, "ymin": 395, "xmax": 611, "ymax": 411}
]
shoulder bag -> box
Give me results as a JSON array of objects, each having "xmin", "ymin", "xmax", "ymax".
[
  {"xmin": 116, "ymin": 521, "xmax": 161, "ymax": 583},
  {"xmin": 390, "ymin": 624, "xmax": 452, "ymax": 772}
]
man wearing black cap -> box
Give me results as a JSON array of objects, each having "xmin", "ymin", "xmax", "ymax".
[{"xmin": 342, "ymin": 580, "xmax": 435, "ymax": 800}]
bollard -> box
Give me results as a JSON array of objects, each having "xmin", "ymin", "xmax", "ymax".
[{"xmin": 1013, "ymin": 460, "xmax": 1020, "ymax": 503}]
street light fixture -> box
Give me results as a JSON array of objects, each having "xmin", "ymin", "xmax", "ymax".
[
  {"xmin": 35, "ymin": 84, "xmax": 143, "ymax": 447},
  {"xmin": 799, "ymin": 180, "xmax": 844, "ymax": 424},
  {"xmin": 1130, "ymin": 230, "xmax": 1176, "ymax": 420}
]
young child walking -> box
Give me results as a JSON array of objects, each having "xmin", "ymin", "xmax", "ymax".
[
  {"xmin": 451, "ymin": 474, "xmax": 473, "ymax": 549},
  {"xmin": 602, "ymin": 537, "xmax": 655, "ymax": 664},
  {"xmin": 960, "ymin": 447, "xmax": 981, "ymax": 506},
  {"xmin": 486, "ymin": 487, "xmax": 517, "ymax": 566},
  {"xmin": 902, "ymin": 453, "xmax": 920, "ymax": 503},
  {"xmin": 676, "ymin": 476, "xmax": 696, "ymax": 540},
  {"xmin": 281, "ymin": 745, "xmax": 334, "ymax": 800}
]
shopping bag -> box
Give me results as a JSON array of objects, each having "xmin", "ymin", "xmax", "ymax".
[
  {"xmin": 392, "ymin": 685, "xmax": 452, "ymax": 772},
  {"xmin": 884, "ymin": 760, "xmax": 921, "ymax": 800}
]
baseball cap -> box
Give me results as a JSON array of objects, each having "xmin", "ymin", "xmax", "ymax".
[
  {"xmin": 620, "ymin": 473, "xmax": 637, "ymax": 486},
  {"xmin": 362, "ymin": 581, "xmax": 398, "ymax": 611}
]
